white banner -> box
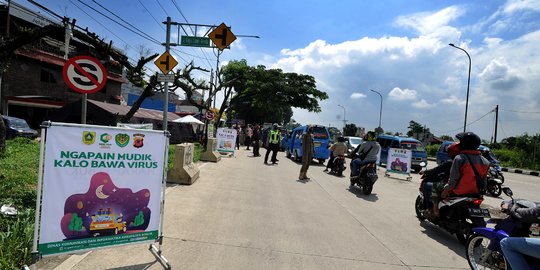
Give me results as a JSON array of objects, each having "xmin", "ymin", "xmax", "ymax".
[
  {"xmin": 38, "ymin": 124, "xmax": 166, "ymax": 256},
  {"xmin": 216, "ymin": 128, "xmax": 237, "ymax": 153},
  {"xmin": 386, "ymin": 148, "xmax": 412, "ymax": 174}
]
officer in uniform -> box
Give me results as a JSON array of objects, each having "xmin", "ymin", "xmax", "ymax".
[{"xmin": 264, "ymin": 123, "xmax": 282, "ymax": 165}]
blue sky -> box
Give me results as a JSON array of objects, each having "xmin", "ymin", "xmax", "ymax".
[{"xmin": 11, "ymin": 0, "xmax": 540, "ymax": 141}]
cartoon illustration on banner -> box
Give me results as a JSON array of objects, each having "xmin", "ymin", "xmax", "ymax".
[{"xmin": 386, "ymin": 148, "xmax": 412, "ymax": 174}]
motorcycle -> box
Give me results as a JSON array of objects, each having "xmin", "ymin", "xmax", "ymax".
[
  {"xmin": 486, "ymin": 172, "xmax": 504, "ymax": 197},
  {"xmin": 466, "ymin": 187, "xmax": 540, "ymax": 270},
  {"xmin": 415, "ymin": 167, "xmax": 489, "ymax": 244},
  {"xmin": 349, "ymin": 161, "xmax": 378, "ymax": 195},
  {"xmin": 488, "ymin": 164, "xmax": 505, "ymax": 183},
  {"xmin": 330, "ymin": 154, "xmax": 346, "ymax": 176}
]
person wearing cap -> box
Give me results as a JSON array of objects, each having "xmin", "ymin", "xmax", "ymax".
[
  {"xmin": 299, "ymin": 125, "xmax": 315, "ymax": 180},
  {"xmin": 264, "ymin": 123, "xmax": 282, "ymax": 165}
]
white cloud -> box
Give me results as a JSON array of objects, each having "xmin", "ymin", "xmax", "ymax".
[
  {"xmin": 389, "ymin": 87, "xmax": 417, "ymax": 100},
  {"xmin": 478, "ymin": 58, "xmax": 522, "ymax": 91},
  {"xmin": 259, "ymin": 4, "xmax": 540, "ymax": 140},
  {"xmin": 350, "ymin": 93, "xmax": 367, "ymax": 99},
  {"xmin": 412, "ymin": 99, "xmax": 435, "ymax": 109},
  {"xmin": 440, "ymin": 95, "xmax": 464, "ymax": 106},
  {"xmin": 395, "ymin": 6, "xmax": 464, "ymax": 36},
  {"xmin": 503, "ymin": 0, "xmax": 540, "ymax": 14}
]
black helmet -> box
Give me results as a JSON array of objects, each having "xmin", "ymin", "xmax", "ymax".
[
  {"xmin": 337, "ymin": 136, "xmax": 345, "ymax": 142},
  {"xmin": 455, "ymin": 132, "xmax": 481, "ymax": 150}
]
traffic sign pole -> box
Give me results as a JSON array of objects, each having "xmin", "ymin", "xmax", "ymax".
[{"xmin": 163, "ymin": 17, "xmax": 171, "ymax": 132}]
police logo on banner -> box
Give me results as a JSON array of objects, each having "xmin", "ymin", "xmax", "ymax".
[{"xmin": 133, "ymin": 133, "xmax": 145, "ymax": 148}]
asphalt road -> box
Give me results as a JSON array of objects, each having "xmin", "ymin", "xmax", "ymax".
[{"xmin": 38, "ymin": 149, "xmax": 539, "ymax": 270}]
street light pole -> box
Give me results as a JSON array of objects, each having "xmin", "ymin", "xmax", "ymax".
[
  {"xmin": 449, "ymin": 43, "xmax": 471, "ymax": 133},
  {"xmin": 370, "ymin": 89, "xmax": 382, "ymax": 130},
  {"xmin": 338, "ymin": 104, "xmax": 346, "ymax": 132}
]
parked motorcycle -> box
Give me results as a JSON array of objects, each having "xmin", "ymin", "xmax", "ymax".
[
  {"xmin": 466, "ymin": 187, "xmax": 540, "ymax": 270},
  {"xmin": 330, "ymin": 155, "xmax": 345, "ymax": 176},
  {"xmin": 415, "ymin": 171, "xmax": 489, "ymax": 244},
  {"xmin": 349, "ymin": 161, "xmax": 378, "ymax": 195}
]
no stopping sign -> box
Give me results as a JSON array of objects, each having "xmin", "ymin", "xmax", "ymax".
[{"xmin": 63, "ymin": 56, "xmax": 108, "ymax": 94}]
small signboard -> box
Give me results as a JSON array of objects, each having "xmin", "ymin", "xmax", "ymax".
[
  {"xmin": 154, "ymin": 52, "xmax": 178, "ymax": 74},
  {"xmin": 157, "ymin": 74, "xmax": 175, "ymax": 83},
  {"xmin": 181, "ymin": 36, "xmax": 211, "ymax": 47},
  {"xmin": 386, "ymin": 148, "xmax": 412, "ymax": 174},
  {"xmin": 216, "ymin": 128, "xmax": 237, "ymax": 153},
  {"xmin": 208, "ymin": 23, "xmax": 236, "ymax": 50},
  {"xmin": 62, "ymin": 56, "xmax": 108, "ymax": 94}
]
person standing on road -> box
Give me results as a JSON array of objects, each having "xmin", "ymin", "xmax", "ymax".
[
  {"xmin": 252, "ymin": 125, "xmax": 261, "ymax": 157},
  {"xmin": 299, "ymin": 126, "xmax": 315, "ymax": 180},
  {"xmin": 234, "ymin": 125, "xmax": 240, "ymax": 150},
  {"xmin": 264, "ymin": 123, "xmax": 281, "ymax": 165},
  {"xmin": 245, "ymin": 124, "xmax": 253, "ymax": 150}
]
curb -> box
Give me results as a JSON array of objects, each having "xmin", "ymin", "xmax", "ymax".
[
  {"xmin": 427, "ymin": 157, "xmax": 539, "ymax": 177},
  {"xmin": 501, "ymin": 167, "xmax": 540, "ymax": 177}
]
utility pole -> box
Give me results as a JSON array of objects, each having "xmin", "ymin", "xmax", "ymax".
[{"xmin": 494, "ymin": 105, "xmax": 499, "ymax": 143}]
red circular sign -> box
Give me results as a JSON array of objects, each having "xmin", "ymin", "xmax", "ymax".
[
  {"xmin": 63, "ymin": 56, "xmax": 108, "ymax": 94},
  {"xmin": 205, "ymin": 111, "xmax": 215, "ymax": 120}
]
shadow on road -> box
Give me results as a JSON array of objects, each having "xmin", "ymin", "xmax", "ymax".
[
  {"xmin": 108, "ymin": 260, "xmax": 160, "ymax": 270},
  {"xmin": 347, "ymin": 187, "xmax": 379, "ymax": 202},
  {"xmin": 418, "ymin": 221, "xmax": 467, "ymax": 258}
]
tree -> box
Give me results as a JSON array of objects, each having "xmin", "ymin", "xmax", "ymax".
[
  {"xmin": 0, "ymin": 113, "xmax": 5, "ymax": 153},
  {"xmin": 440, "ymin": 135, "xmax": 453, "ymax": 141},
  {"xmin": 343, "ymin": 123, "xmax": 357, "ymax": 136},
  {"xmin": 223, "ymin": 60, "xmax": 328, "ymax": 125}
]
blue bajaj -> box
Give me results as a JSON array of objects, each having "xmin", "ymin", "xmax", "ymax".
[{"xmin": 466, "ymin": 187, "xmax": 540, "ymax": 270}]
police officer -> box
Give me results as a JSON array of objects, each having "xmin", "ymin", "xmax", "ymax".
[{"xmin": 264, "ymin": 123, "xmax": 281, "ymax": 165}]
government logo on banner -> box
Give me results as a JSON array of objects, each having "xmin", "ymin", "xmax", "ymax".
[
  {"xmin": 115, "ymin": 133, "xmax": 129, "ymax": 147},
  {"xmin": 83, "ymin": 131, "xmax": 96, "ymax": 145}
]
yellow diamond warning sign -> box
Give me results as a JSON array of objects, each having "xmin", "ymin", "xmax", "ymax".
[
  {"xmin": 154, "ymin": 51, "xmax": 178, "ymax": 74},
  {"xmin": 209, "ymin": 23, "xmax": 236, "ymax": 50}
]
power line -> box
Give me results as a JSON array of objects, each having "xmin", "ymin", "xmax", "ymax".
[
  {"xmin": 154, "ymin": 0, "xmax": 169, "ymax": 17},
  {"xmin": 88, "ymin": 0, "xmax": 161, "ymax": 44},
  {"xmin": 74, "ymin": 0, "xmax": 161, "ymax": 45},
  {"xmin": 501, "ymin": 109, "xmax": 540, "ymax": 114},
  {"xmin": 435, "ymin": 108, "xmax": 495, "ymax": 134},
  {"xmin": 169, "ymin": 0, "xmax": 214, "ymax": 70},
  {"xmin": 137, "ymin": 0, "xmax": 165, "ymax": 31}
]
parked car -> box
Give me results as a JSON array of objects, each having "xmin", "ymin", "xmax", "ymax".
[
  {"xmin": 1, "ymin": 115, "xmax": 38, "ymax": 139},
  {"xmin": 376, "ymin": 134, "xmax": 427, "ymax": 172},
  {"xmin": 344, "ymin": 136, "xmax": 363, "ymax": 157}
]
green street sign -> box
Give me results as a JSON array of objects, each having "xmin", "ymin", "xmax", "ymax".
[{"xmin": 181, "ymin": 36, "xmax": 211, "ymax": 47}]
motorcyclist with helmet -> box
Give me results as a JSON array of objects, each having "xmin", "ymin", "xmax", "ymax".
[
  {"xmin": 350, "ymin": 131, "xmax": 380, "ymax": 178},
  {"xmin": 420, "ymin": 142, "xmax": 461, "ymax": 217},
  {"xmin": 500, "ymin": 203, "xmax": 540, "ymax": 269},
  {"xmin": 324, "ymin": 136, "xmax": 348, "ymax": 172},
  {"xmin": 439, "ymin": 131, "xmax": 491, "ymax": 203}
]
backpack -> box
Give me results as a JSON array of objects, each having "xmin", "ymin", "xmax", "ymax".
[{"xmin": 464, "ymin": 154, "xmax": 487, "ymax": 195}]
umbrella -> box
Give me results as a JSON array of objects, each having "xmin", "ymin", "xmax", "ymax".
[{"xmin": 173, "ymin": 115, "xmax": 204, "ymax": 125}]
